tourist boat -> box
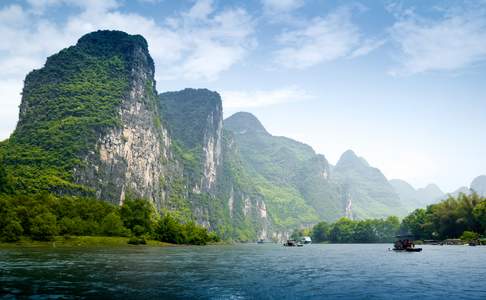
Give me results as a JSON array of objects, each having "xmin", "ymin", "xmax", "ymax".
[
  {"xmin": 392, "ymin": 235, "xmax": 422, "ymax": 252},
  {"xmin": 283, "ymin": 240, "xmax": 304, "ymax": 247},
  {"xmin": 301, "ymin": 236, "xmax": 312, "ymax": 244}
]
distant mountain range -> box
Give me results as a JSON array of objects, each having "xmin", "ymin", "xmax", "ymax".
[
  {"xmin": 447, "ymin": 175, "xmax": 486, "ymax": 197},
  {"xmin": 389, "ymin": 180, "xmax": 444, "ymax": 209}
]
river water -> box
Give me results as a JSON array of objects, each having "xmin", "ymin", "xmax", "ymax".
[{"xmin": 1, "ymin": 244, "xmax": 485, "ymax": 299}]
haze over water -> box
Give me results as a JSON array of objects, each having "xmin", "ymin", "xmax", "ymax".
[{"xmin": 1, "ymin": 244, "xmax": 485, "ymax": 299}]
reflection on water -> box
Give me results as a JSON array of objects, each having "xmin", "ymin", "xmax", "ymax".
[{"xmin": 1, "ymin": 244, "xmax": 485, "ymax": 299}]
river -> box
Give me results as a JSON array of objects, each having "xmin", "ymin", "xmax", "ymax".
[{"xmin": 1, "ymin": 244, "xmax": 485, "ymax": 299}]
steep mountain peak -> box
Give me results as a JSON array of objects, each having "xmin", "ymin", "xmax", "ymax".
[
  {"xmin": 76, "ymin": 30, "xmax": 149, "ymax": 55},
  {"xmin": 389, "ymin": 179, "xmax": 416, "ymax": 191},
  {"xmin": 420, "ymin": 183, "xmax": 443, "ymax": 194},
  {"xmin": 159, "ymin": 88, "xmax": 222, "ymax": 140},
  {"xmin": 161, "ymin": 88, "xmax": 221, "ymax": 104},
  {"xmin": 224, "ymin": 112, "xmax": 268, "ymax": 135},
  {"xmin": 336, "ymin": 149, "xmax": 369, "ymax": 169}
]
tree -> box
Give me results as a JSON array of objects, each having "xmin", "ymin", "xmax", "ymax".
[
  {"xmin": 311, "ymin": 221, "xmax": 330, "ymax": 243},
  {"xmin": 155, "ymin": 213, "xmax": 185, "ymax": 244},
  {"xmin": 101, "ymin": 212, "xmax": 129, "ymax": 236},
  {"xmin": 353, "ymin": 220, "xmax": 376, "ymax": 243},
  {"xmin": 401, "ymin": 208, "xmax": 430, "ymax": 239},
  {"xmin": 1, "ymin": 220, "xmax": 23, "ymax": 242},
  {"xmin": 120, "ymin": 199, "xmax": 156, "ymax": 235},
  {"xmin": 380, "ymin": 216, "xmax": 400, "ymax": 242},
  {"xmin": 460, "ymin": 231, "xmax": 479, "ymax": 242},
  {"xmin": 329, "ymin": 218, "xmax": 355, "ymax": 243},
  {"xmin": 0, "ymin": 160, "xmax": 11, "ymax": 194},
  {"xmin": 30, "ymin": 212, "xmax": 59, "ymax": 241},
  {"xmin": 183, "ymin": 221, "xmax": 210, "ymax": 245},
  {"xmin": 473, "ymin": 201, "xmax": 486, "ymax": 234}
]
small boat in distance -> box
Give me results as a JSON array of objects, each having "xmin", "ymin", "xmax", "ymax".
[
  {"xmin": 393, "ymin": 235, "xmax": 422, "ymax": 252},
  {"xmin": 283, "ymin": 240, "xmax": 304, "ymax": 247},
  {"xmin": 301, "ymin": 236, "xmax": 312, "ymax": 244}
]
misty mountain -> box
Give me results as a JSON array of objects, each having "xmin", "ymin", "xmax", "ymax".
[
  {"xmin": 390, "ymin": 179, "xmax": 445, "ymax": 209},
  {"xmin": 471, "ymin": 175, "xmax": 486, "ymax": 196},
  {"xmin": 331, "ymin": 150, "xmax": 408, "ymax": 219}
]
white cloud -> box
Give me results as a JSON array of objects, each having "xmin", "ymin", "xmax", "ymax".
[
  {"xmin": 349, "ymin": 38, "xmax": 385, "ymax": 59},
  {"xmin": 262, "ymin": 0, "xmax": 304, "ymax": 14},
  {"xmin": 273, "ymin": 6, "xmax": 380, "ymax": 69},
  {"xmin": 27, "ymin": 0, "xmax": 119, "ymax": 14},
  {"xmin": 220, "ymin": 86, "xmax": 312, "ymax": 109},
  {"xmin": 389, "ymin": 3, "xmax": 486, "ymax": 74},
  {"xmin": 0, "ymin": 0, "xmax": 256, "ymax": 139},
  {"xmin": 0, "ymin": 79, "xmax": 22, "ymax": 141},
  {"xmin": 1, "ymin": 0, "xmax": 255, "ymax": 81}
]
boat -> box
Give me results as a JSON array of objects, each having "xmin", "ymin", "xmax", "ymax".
[
  {"xmin": 392, "ymin": 235, "xmax": 422, "ymax": 252},
  {"xmin": 301, "ymin": 236, "xmax": 312, "ymax": 244},
  {"xmin": 283, "ymin": 240, "xmax": 303, "ymax": 247},
  {"xmin": 257, "ymin": 239, "xmax": 264, "ymax": 244},
  {"xmin": 393, "ymin": 248, "xmax": 422, "ymax": 252}
]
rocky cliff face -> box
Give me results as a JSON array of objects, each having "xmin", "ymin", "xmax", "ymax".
[
  {"xmin": 74, "ymin": 32, "xmax": 170, "ymax": 207},
  {"xmin": 159, "ymin": 90, "xmax": 270, "ymax": 241},
  {"xmin": 159, "ymin": 89, "xmax": 222, "ymax": 194},
  {"xmin": 5, "ymin": 30, "xmax": 172, "ymax": 207}
]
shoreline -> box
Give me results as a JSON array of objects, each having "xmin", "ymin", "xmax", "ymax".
[{"xmin": 0, "ymin": 236, "xmax": 175, "ymax": 248}]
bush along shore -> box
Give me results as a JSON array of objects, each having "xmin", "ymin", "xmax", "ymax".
[{"xmin": 0, "ymin": 192, "xmax": 220, "ymax": 246}]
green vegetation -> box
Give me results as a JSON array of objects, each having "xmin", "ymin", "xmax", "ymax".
[
  {"xmin": 308, "ymin": 193, "xmax": 486, "ymax": 243},
  {"xmin": 223, "ymin": 112, "xmax": 326, "ymax": 228},
  {"xmin": 400, "ymin": 193, "xmax": 486, "ymax": 240},
  {"xmin": 0, "ymin": 193, "xmax": 219, "ymax": 245},
  {"xmin": 309, "ymin": 216, "xmax": 400, "ymax": 243},
  {"xmin": 460, "ymin": 231, "xmax": 480, "ymax": 242},
  {"xmin": 332, "ymin": 150, "xmax": 408, "ymax": 219},
  {"xmin": 0, "ymin": 31, "xmax": 145, "ymax": 195}
]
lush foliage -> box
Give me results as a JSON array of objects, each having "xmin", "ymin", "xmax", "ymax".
[
  {"xmin": 400, "ymin": 193, "xmax": 486, "ymax": 240},
  {"xmin": 0, "ymin": 31, "xmax": 159, "ymax": 197},
  {"xmin": 0, "ymin": 193, "xmax": 218, "ymax": 245},
  {"xmin": 310, "ymin": 216, "xmax": 400, "ymax": 243}
]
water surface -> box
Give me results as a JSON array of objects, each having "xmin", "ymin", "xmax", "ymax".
[{"xmin": 1, "ymin": 244, "xmax": 485, "ymax": 299}]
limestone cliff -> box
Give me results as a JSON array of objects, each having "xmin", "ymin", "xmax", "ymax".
[
  {"xmin": 159, "ymin": 89, "xmax": 222, "ymax": 194},
  {"xmin": 159, "ymin": 90, "xmax": 270, "ymax": 241},
  {"xmin": 4, "ymin": 30, "xmax": 172, "ymax": 208},
  {"xmin": 74, "ymin": 31, "xmax": 171, "ymax": 207}
]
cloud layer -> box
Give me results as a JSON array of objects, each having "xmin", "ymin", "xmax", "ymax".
[
  {"xmin": 273, "ymin": 5, "xmax": 382, "ymax": 69},
  {"xmin": 389, "ymin": 2, "xmax": 486, "ymax": 74},
  {"xmin": 221, "ymin": 86, "xmax": 312, "ymax": 109},
  {"xmin": 2, "ymin": 0, "xmax": 486, "ymax": 141}
]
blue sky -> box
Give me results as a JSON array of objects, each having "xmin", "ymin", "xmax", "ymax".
[{"xmin": 1, "ymin": 0, "xmax": 485, "ymax": 192}]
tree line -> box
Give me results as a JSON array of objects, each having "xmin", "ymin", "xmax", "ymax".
[
  {"xmin": 307, "ymin": 193, "xmax": 486, "ymax": 243},
  {"xmin": 400, "ymin": 193, "xmax": 486, "ymax": 241},
  {"xmin": 0, "ymin": 192, "xmax": 219, "ymax": 245},
  {"xmin": 301, "ymin": 216, "xmax": 401, "ymax": 243}
]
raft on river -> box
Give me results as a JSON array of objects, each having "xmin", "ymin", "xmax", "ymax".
[
  {"xmin": 283, "ymin": 240, "xmax": 303, "ymax": 247},
  {"xmin": 393, "ymin": 235, "xmax": 422, "ymax": 252}
]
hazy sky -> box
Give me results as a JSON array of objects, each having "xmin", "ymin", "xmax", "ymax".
[{"xmin": 1, "ymin": 0, "xmax": 485, "ymax": 192}]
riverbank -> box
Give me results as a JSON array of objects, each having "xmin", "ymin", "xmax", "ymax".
[{"xmin": 0, "ymin": 236, "xmax": 175, "ymax": 248}]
